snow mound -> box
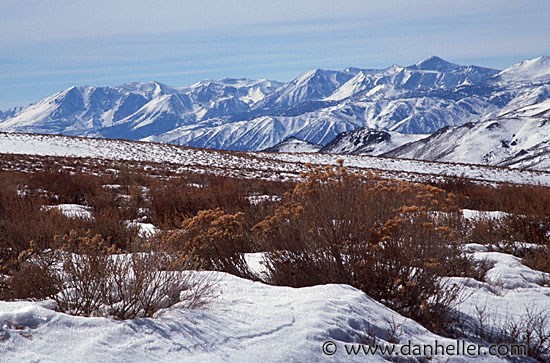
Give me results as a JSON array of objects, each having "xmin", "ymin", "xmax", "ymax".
[
  {"xmin": 42, "ymin": 204, "xmax": 93, "ymax": 219},
  {"xmin": 0, "ymin": 273, "xmax": 503, "ymax": 362}
]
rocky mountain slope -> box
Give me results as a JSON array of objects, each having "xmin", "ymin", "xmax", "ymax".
[
  {"xmin": 318, "ymin": 127, "xmax": 428, "ymax": 155},
  {"xmin": 384, "ymin": 97, "xmax": 550, "ymax": 170}
]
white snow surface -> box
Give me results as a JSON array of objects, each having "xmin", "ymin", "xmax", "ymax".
[
  {"xmin": 3, "ymin": 246, "xmax": 550, "ymax": 362},
  {"xmin": 462, "ymin": 209, "xmax": 509, "ymax": 221},
  {"xmin": 125, "ymin": 221, "xmax": 158, "ymax": 237},
  {"xmin": 454, "ymin": 246, "xmax": 550, "ymax": 332},
  {"xmin": 247, "ymin": 195, "xmax": 282, "ymax": 205},
  {"xmin": 1, "ymin": 271, "xmax": 509, "ymax": 362},
  {"xmin": 42, "ymin": 204, "xmax": 93, "ymax": 219}
]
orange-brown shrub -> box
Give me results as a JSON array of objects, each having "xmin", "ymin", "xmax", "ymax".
[
  {"xmin": 254, "ymin": 162, "xmax": 472, "ymax": 329},
  {"xmin": 163, "ymin": 208, "xmax": 256, "ymax": 279}
]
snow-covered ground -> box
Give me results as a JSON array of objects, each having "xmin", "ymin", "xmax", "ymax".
[
  {"xmin": 42, "ymin": 204, "xmax": 93, "ymax": 219},
  {"xmin": 1, "ymin": 133, "xmax": 550, "ymax": 361},
  {"xmin": 2, "ymin": 248, "xmax": 547, "ymax": 362},
  {"xmin": 2, "ymin": 132, "xmax": 550, "ymax": 186},
  {"xmin": 462, "ymin": 209, "xmax": 509, "ymax": 221},
  {"xmin": 247, "ymin": 195, "xmax": 282, "ymax": 205},
  {"xmin": 2, "ymin": 231, "xmax": 550, "ymax": 362}
]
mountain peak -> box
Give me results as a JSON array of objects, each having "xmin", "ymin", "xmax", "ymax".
[
  {"xmin": 298, "ymin": 68, "xmax": 326, "ymax": 80},
  {"xmin": 497, "ymin": 55, "xmax": 550, "ymax": 81},
  {"xmin": 56, "ymin": 85, "xmax": 82, "ymax": 102},
  {"xmin": 415, "ymin": 56, "xmax": 458, "ymax": 72}
]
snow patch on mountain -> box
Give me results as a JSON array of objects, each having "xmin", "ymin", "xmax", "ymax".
[
  {"xmin": 253, "ymin": 69, "xmax": 356, "ymax": 110},
  {"xmin": 262, "ymin": 137, "xmax": 322, "ymax": 153},
  {"xmin": 495, "ymin": 56, "xmax": 550, "ymax": 82}
]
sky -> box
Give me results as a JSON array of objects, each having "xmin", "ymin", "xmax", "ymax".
[{"xmin": 1, "ymin": 0, "xmax": 550, "ymax": 110}]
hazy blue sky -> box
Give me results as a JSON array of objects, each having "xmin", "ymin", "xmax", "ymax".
[{"xmin": 1, "ymin": 0, "xmax": 550, "ymax": 110}]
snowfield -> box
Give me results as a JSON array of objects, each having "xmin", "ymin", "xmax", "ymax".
[
  {"xmin": 1, "ymin": 249, "xmax": 548, "ymax": 362},
  {"xmin": 42, "ymin": 204, "xmax": 93, "ymax": 219}
]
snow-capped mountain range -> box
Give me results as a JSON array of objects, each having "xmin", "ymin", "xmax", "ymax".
[{"xmin": 1, "ymin": 56, "xmax": 550, "ymax": 155}]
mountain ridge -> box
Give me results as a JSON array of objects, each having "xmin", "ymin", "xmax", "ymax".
[
  {"xmin": 383, "ymin": 97, "xmax": 550, "ymax": 170},
  {"xmin": 1, "ymin": 56, "xmax": 549, "ymax": 152}
]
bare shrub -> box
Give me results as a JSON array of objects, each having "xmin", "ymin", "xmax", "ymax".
[
  {"xmin": 467, "ymin": 217, "xmax": 507, "ymax": 246},
  {"xmin": 466, "ymin": 302, "xmax": 550, "ymax": 361},
  {"xmin": 436, "ymin": 179, "xmax": 550, "ymax": 216},
  {"xmin": 254, "ymin": 161, "xmax": 474, "ymax": 330},
  {"xmin": 523, "ymin": 248, "xmax": 550, "ymax": 274},
  {"xmin": 163, "ymin": 208, "xmax": 256, "ymax": 279},
  {"xmin": 27, "ymin": 171, "xmax": 101, "ymax": 204},
  {"xmin": 469, "ymin": 212, "xmax": 550, "ymax": 268},
  {"xmin": 501, "ymin": 214, "xmax": 550, "ymax": 248},
  {"xmin": 0, "ymin": 251, "xmax": 58, "ymax": 300},
  {"xmin": 17, "ymin": 230, "xmax": 216, "ymax": 319}
]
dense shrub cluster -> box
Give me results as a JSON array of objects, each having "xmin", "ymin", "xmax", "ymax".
[
  {"xmin": 436, "ymin": 178, "xmax": 550, "ymax": 215},
  {"xmin": 439, "ymin": 179, "xmax": 550, "ymax": 273},
  {"xmin": 252, "ymin": 161, "xmax": 471, "ymax": 329},
  {"xmin": 0, "ymin": 169, "xmax": 291, "ymax": 266},
  {"xmin": 0, "ymin": 168, "xmax": 289, "ymax": 314}
]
